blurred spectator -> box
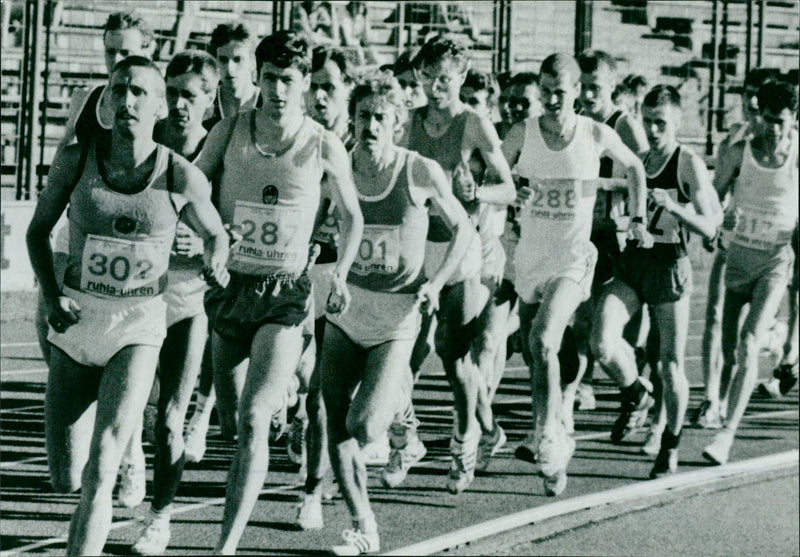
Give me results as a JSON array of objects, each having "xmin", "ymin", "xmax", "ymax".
[
  {"xmin": 508, "ymin": 71, "xmax": 540, "ymax": 124},
  {"xmin": 394, "ymin": 50, "xmax": 427, "ymax": 110},
  {"xmin": 205, "ymin": 23, "xmax": 260, "ymax": 130},
  {"xmin": 339, "ymin": 1, "xmax": 378, "ymax": 66},
  {"xmin": 620, "ymin": 73, "xmax": 648, "ymax": 120},
  {"xmin": 460, "ymin": 70, "xmax": 499, "ymax": 121},
  {"xmin": 496, "ymin": 72, "xmax": 514, "ymax": 139},
  {"xmin": 384, "ymin": 2, "xmax": 483, "ymax": 47},
  {"xmin": 293, "ymin": 1, "xmax": 339, "ymax": 46}
]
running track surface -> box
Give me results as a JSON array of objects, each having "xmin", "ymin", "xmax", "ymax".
[{"xmin": 1, "ymin": 276, "xmax": 798, "ymax": 555}]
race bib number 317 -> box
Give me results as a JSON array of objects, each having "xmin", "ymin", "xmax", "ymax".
[
  {"xmin": 733, "ymin": 205, "xmax": 781, "ymax": 250},
  {"xmin": 232, "ymin": 201, "xmax": 306, "ymax": 269},
  {"xmin": 81, "ymin": 235, "xmax": 168, "ymax": 297}
]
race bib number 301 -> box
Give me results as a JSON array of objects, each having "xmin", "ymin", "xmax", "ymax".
[
  {"xmin": 81, "ymin": 235, "xmax": 169, "ymax": 297},
  {"xmin": 232, "ymin": 201, "xmax": 307, "ymax": 269},
  {"xmin": 350, "ymin": 225, "xmax": 401, "ymax": 276}
]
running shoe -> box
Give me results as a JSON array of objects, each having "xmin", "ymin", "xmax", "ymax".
[
  {"xmin": 543, "ymin": 434, "xmax": 575, "ymax": 497},
  {"xmin": 332, "ymin": 528, "xmax": 380, "ymax": 556},
  {"xmin": 702, "ymin": 430, "xmax": 734, "ymax": 465},
  {"xmin": 757, "ymin": 379, "xmax": 782, "ymax": 399},
  {"xmin": 515, "ymin": 431, "xmax": 540, "ymax": 464},
  {"xmin": 131, "ymin": 515, "xmax": 170, "ymax": 555},
  {"xmin": 361, "ymin": 433, "xmax": 390, "ymax": 466},
  {"xmin": 295, "ymin": 493, "xmax": 323, "ymax": 530},
  {"xmin": 641, "ymin": 427, "xmax": 663, "ymax": 456},
  {"xmin": 269, "ymin": 403, "xmax": 288, "ymax": 442},
  {"xmin": 777, "ymin": 362, "xmax": 799, "ymax": 395},
  {"xmin": 611, "ymin": 378, "xmax": 654, "ymax": 443},
  {"xmin": 287, "ymin": 415, "xmax": 307, "ymax": 467},
  {"xmin": 381, "ymin": 434, "xmax": 426, "ymax": 488},
  {"xmin": 575, "ymin": 383, "xmax": 597, "ymax": 411},
  {"xmin": 476, "ymin": 423, "xmax": 507, "ymax": 472},
  {"xmin": 691, "ymin": 400, "xmax": 723, "ymax": 429},
  {"xmin": 117, "ymin": 455, "xmax": 146, "ymax": 508},
  {"xmin": 184, "ymin": 411, "xmax": 209, "ymax": 463},
  {"xmin": 649, "ymin": 447, "xmax": 678, "ymax": 479},
  {"xmin": 448, "ymin": 433, "xmax": 478, "ymax": 494}
]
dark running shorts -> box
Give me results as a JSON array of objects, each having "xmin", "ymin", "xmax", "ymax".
[
  {"xmin": 590, "ymin": 227, "xmax": 622, "ymax": 290},
  {"xmin": 615, "ymin": 246, "xmax": 692, "ymax": 306}
]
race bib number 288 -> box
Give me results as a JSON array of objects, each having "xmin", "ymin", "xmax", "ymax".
[{"xmin": 81, "ymin": 235, "xmax": 169, "ymax": 297}]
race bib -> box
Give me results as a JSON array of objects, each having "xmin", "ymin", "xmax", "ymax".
[
  {"xmin": 81, "ymin": 235, "xmax": 169, "ymax": 297},
  {"xmin": 647, "ymin": 192, "xmax": 683, "ymax": 244},
  {"xmin": 231, "ymin": 201, "xmax": 307, "ymax": 270},
  {"xmin": 526, "ymin": 179, "xmax": 583, "ymax": 221},
  {"xmin": 350, "ymin": 225, "xmax": 401, "ymax": 276},
  {"xmin": 312, "ymin": 206, "xmax": 339, "ymax": 246},
  {"xmin": 733, "ymin": 205, "xmax": 781, "ymax": 250}
]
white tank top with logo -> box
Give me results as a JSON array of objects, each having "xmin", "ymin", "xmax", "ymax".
[
  {"xmin": 219, "ymin": 112, "xmax": 324, "ymax": 276},
  {"xmin": 732, "ymin": 136, "xmax": 798, "ymax": 251}
]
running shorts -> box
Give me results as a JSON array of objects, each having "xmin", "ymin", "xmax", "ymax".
[
  {"xmin": 615, "ymin": 245, "xmax": 692, "ymax": 306},
  {"xmin": 725, "ymin": 242, "xmax": 794, "ymax": 299},
  {"xmin": 164, "ymin": 275, "xmax": 208, "ymax": 329},
  {"xmin": 515, "ymin": 241, "xmax": 597, "ymax": 305}
]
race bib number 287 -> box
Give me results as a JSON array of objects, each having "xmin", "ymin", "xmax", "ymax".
[
  {"xmin": 232, "ymin": 201, "xmax": 307, "ymax": 270},
  {"xmin": 81, "ymin": 235, "xmax": 169, "ymax": 297}
]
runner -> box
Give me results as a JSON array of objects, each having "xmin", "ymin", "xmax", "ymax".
[
  {"xmin": 692, "ymin": 68, "xmax": 780, "ymax": 428},
  {"xmin": 32, "ymin": 9, "xmax": 156, "ymax": 510},
  {"xmin": 502, "ymin": 52, "xmax": 651, "ymax": 496},
  {"xmin": 130, "ymin": 50, "xmax": 220, "ymax": 555},
  {"xmin": 25, "ymin": 56, "xmax": 229, "ymax": 555},
  {"xmin": 322, "ymin": 72, "xmax": 473, "ymax": 555},
  {"xmin": 591, "ymin": 85, "xmax": 721, "ymax": 477},
  {"xmin": 703, "ymin": 81, "xmax": 797, "ymax": 466},
  {"xmin": 507, "ymin": 72, "xmax": 541, "ymax": 125},
  {"xmin": 402, "ymin": 34, "xmax": 516, "ymax": 494},
  {"xmin": 192, "ymin": 31, "xmax": 363, "ymax": 554}
]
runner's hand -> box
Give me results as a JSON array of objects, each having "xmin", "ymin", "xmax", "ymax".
[
  {"xmin": 515, "ymin": 184, "xmax": 534, "ymax": 209},
  {"xmin": 203, "ymin": 235, "xmax": 230, "ymax": 288},
  {"xmin": 415, "ymin": 281, "xmax": 442, "ymax": 316},
  {"xmin": 173, "ymin": 222, "xmax": 204, "ymax": 258},
  {"xmin": 326, "ymin": 273, "xmax": 351, "ymax": 315},
  {"xmin": 46, "ymin": 295, "xmax": 81, "ymax": 333},
  {"xmin": 722, "ymin": 206, "xmax": 742, "ymax": 231},
  {"xmin": 453, "ymin": 162, "xmax": 477, "ymax": 203},
  {"xmin": 304, "ymin": 243, "xmax": 322, "ymax": 274},
  {"xmin": 628, "ymin": 221, "xmax": 654, "ymax": 249},
  {"xmin": 649, "ymin": 188, "xmax": 677, "ymax": 213}
]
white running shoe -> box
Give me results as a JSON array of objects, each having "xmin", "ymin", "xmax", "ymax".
[
  {"xmin": 447, "ymin": 433, "xmax": 478, "ymax": 494},
  {"xmin": 361, "ymin": 433, "xmax": 390, "ymax": 466},
  {"xmin": 576, "ymin": 383, "xmax": 597, "ymax": 411},
  {"xmin": 184, "ymin": 411, "xmax": 209, "ymax": 463},
  {"xmin": 381, "ymin": 434, "xmax": 427, "ymax": 488},
  {"xmin": 131, "ymin": 515, "xmax": 170, "ymax": 555},
  {"xmin": 295, "ymin": 493, "xmax": 323, "ymax": 530},
  {"xmin": 332, "ymin": 528, "xmax": 380, "ymax": 556},
  {"xmin": 703, "ymin": 430, "xmax": 734, "ymax": 465},
  {"xmin": 641, "ymin": 427, "xmax": 663, "ymax": 456},
  {"xmin": 514, "ymin": 431, "xmax": 540, "ymax": 464},
  {"xmin": 543, "ymin": 434, "xmax": 575, "ymax": 497},
  {"xmin": 117, "ymin": 457, "xmax": 146, "ymax": 508},
  {"xmin": 476, "ymin": 424, "xmax": 507, "ymax": 472}
]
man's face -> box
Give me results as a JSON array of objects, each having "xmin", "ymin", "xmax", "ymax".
[
  {"xmin": 498, "ymin": 87, "xmax": 512, "ymax": 125},
  {"xmin": 353, "ymin": 95, "xmax": 397, "ymax": 154},
  {"xmin": 509, "ymin": 83, "xmax": 541, "ymax": 123},
  {"xmin": 258, "ymin": 62, "xmax": 309, "ymax": 121},
  {"xmin": 397, "ymin": 69, "xmax": 426, "ymax": 109},
  {"xmin": 460, "ymin": 86, "xmax": 491, "ymax": 119},
  {"xmin": 539, "ymin": 72, "xmax": 580, "ymax": 123},
  {"xmin": 755, "ymin": 106, "xmax": 795, "ymax": 146},
  {"xmin": 307, "ymin": 60, "xmax": 352, "ymax": 130},
  {"xmin": 166, "ymin": 73, "xmax": 215, "ymax": 132},
  {"xmin": 104, "ymin": 28, "xmax": 151, "ymax": 74},
  {"xmin": 108, "ymin": 66, "xmax": 165, "ymax": 137},
  {"xmin": 417, "ymin": 58, "xmax": 465, "ymax": 110},
  {"xmin": 580, "ymin": 66, "xmax": 615, "ymax": 120},
  {"xmin": 216, "ymin": 40, "xmax": 254, "ymax": 94},
  {"xmin": 642, "ymin": 103, "xmax": 679, "ymax": 151}
]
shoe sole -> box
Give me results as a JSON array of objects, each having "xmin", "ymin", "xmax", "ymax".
[
  {"xmin": 701, "ymin": 449, "xmax": 727, "ymax": 466},
  {"xmin": 514, "ymin": 445, "xmax": 537, "ymax": 464}
]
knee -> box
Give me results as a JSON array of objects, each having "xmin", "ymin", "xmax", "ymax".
[
  {"xmin": 589, "ymin": 327, "xmax": 610, "ymax": 365},
  {"xmin": 237, "ymin": 409, "xmax": 270, "ymax": 446},
  {"xmin": 475, "ymin": 326, "xmax": 503, "ymax": 359},
  {"xmin": 736, "ymin": 331, "xmax": 759, "ymax": 364},
  {"xmin": 528, "ymin": 329, "xmax": 558, "ymax": 366},
  {"xmin": 345, "ymin": 411, "xmax": 382, "ymax": 447}
]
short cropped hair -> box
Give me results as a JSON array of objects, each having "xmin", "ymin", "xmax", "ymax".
[
  {"xmin": 511, "ymin": 71, "xmax": 538, "ymax": 88},
  {"xmin": 539, "ymin": 53, "xmax": 580, "ymax": 83},
  {"xmin": 757, "ymin": 81, "xmax": 798, "ymax": 114},
  {"xmin": 496, "ymin": 71, "xmax": 513, "ymax": 91},
  {"xmin": 166, "ymin": 50, "xmax": 221, "ymax": 94},
  {"xmin": 111, "ymin": 55, "xmax": 165, "ymax": 93},
  {"xmin": 577, "ymin": 49, "xmax": 617, "ymax": 76},
  {"xmin": 642, "ymin": 84, "xmax": 681, "ymax": 109},
  {"xmin": 209, "ymin": 23, "xmax": 254, "ymax": 57},
  {"xmin": 413, "ymin": 34, "xmax": 470, "ymax": 73},
  {"xmin": 104, "ymin": 11, "xmax": 154, "ymax": 47},
  {"xmin": 255, "ymin": 31, "xmax": 312, "ymax": 74},
  {"xmin": 312, "ymin": 46, "xmax": 353, "ymax": 83},
  {"xmin": 348, "ymin": 70, "xmax": 407, "ymax": 124},
  {"xmin": 622, "ymin": 74, "xmax": 648, "ymax": 95}
]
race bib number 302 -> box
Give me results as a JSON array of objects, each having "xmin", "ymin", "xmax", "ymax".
[
  {"xmin": 350, "ymin": 225, "xmax": 401, "ymax": 276},
  {"xmin": 232, "ymin": 201, "xmax": 307, "ymax": 269},
  {"xmin": 81, "ymin": 235, "xmax": 169, "ymax": 297}
]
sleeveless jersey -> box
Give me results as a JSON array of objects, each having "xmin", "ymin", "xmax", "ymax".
[
  {"xmin": 516, "ymin": 115, "xmax": 600, "ymax": 257},
  {"xmin": 593, "ymin": 109, "xmax": 625, "ymax": 229},
  {"xmin": 64, "ymin": 143, "xmax": 181, "ymax": 298},
  {"xmin": 407, "ymin": 106, "xmax": 469, "ymax": 242},
  {"xmin": 203, "ymin": 89, "xmax": 262, "ymax": 132},
  {"xmin": 348, "ymin": 148, "xmax": 429, "ymax": 293},
  {"xmin": 644, "ymin": 146, "xmax": 691, "ymax": 258},
  {"xmin": 219, "ymin": 111, "xmax": 324, "ymax": 276},
  {"xmin": 731, "ymin": 136, "xmax": 798, "ymax": 251},
  {"xmin": 75, "ymin": 85, "xmax": 112, "ymax": 147}
]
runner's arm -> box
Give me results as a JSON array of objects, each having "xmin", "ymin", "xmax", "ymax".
[
  {"xmin": 320, "ymin": 131, "xmax": 364, "ymax": 295},
  {"xmin": 55, "ymin": 87, "xmax": 91, "ymax": 153},
  {"xmin": 616, "ymin": 112, "xmax": 649, "ymax": 158},
  {"xmin": 467, "ymin": 112, "xmax": 516, "ymax": 205},
  {"xmin": 414, "ymin": 156, "xmax": 472, "ymax": 291},
  {"xmin": 26, "ymin": 146, "xmax": 80, "ymax": 300},
  {"xmin": 193, "ymin": 117, "xmax": 236, "ymax": 187},
  {"xmin": 712, "ymin": 139, "xmax": 744, "ymax": 203},
  {"xmin": 595, "ymin": 123, "xmax": 649, "ymax": 228},
  {"xmin": 501, "ymin": 121, "xmax": 524, "ymax": 175}
]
